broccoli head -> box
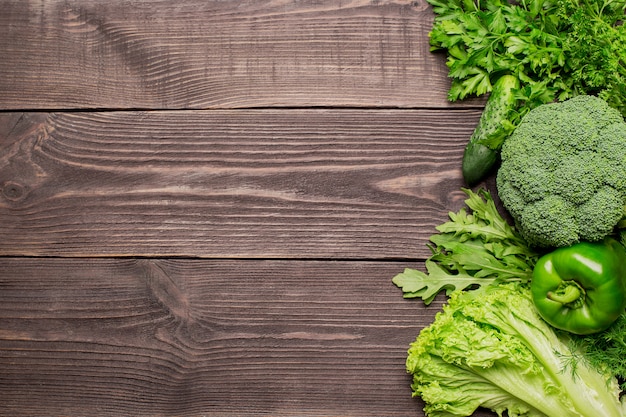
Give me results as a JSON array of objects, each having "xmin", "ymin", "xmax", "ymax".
[{"xmin": 496, "ymin": 95, "xmax": 626, "ymax": 248}]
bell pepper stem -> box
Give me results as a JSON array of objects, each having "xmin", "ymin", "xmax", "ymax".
[{"xmin": 547, "ymin": 281, "xmax": 584, "ymax": 306}]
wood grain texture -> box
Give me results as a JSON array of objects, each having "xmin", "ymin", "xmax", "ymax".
[
  {"xmin": 0, "ymin": 109, "xmax": 486, "ymax": 259},
  {"xmin": 0, "ymin": 0, "xmax": 463, "ymax": 110},
  {"xmin": 0, "ymin": 1, "xmax": 505, "ymax": 416},
  {"xmin": 0, "ymin": 258, "xmax": 441, "ymax": 416}
]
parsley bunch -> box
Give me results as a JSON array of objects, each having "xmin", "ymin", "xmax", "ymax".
[{"xmin": 429, "ymin": 0, "xmax": 626, "ymax": 119}]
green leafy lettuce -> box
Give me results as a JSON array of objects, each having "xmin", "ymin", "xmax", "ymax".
[{"xmin": 407, "ymin": 283, "xmax": 625, "ymax": 417}]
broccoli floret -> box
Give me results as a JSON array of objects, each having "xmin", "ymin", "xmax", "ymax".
[{"xmin": 496, "ymin": 95, "xmax": 626, "ymax": 248}]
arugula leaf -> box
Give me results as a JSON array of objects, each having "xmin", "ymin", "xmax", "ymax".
[
  {"xmin": 392, "ymin": 189, "xmax": 538, "ymax": 304},
  {"xmin": 392, "ymin": 261, "xmax": 487, "ymax": 305}
]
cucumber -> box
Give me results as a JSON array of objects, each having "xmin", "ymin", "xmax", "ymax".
[{"xmin": 462, "ymin": 74, "xmax": 520, "ymax": 186}]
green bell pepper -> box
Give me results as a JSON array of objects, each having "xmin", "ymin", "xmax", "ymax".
[{"xmin": 531, "ymin": 238, "xmax": 626, "ymax": 335}]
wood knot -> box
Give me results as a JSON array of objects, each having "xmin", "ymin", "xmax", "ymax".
[
  {"xmin": 2, "ymin": 181, "xmax": 27, "ymax": 201},
  {"xmin": 137, "ymin": 260, "xmax": 191, "ymax": 324}
]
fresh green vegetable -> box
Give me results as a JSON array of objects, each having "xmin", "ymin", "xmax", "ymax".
[
  {"xmin": 531, "ymin": 238, "xmax": 626, "ymax": 335},
  {"xmin": 496, "ymin": 95, "xmax": 626, "ymax": 248},
  {"xmin": 560, "ymin": 0, "xmax": 626, "ymax": 117},
  {"xmin": 392, "ymin": 188, "xmax": 538, "ymax": 304},
  {"xmin": 427, "ymin": 0, "xmax": 626, "ymax": 184},
  {"xmin": 406, "ymin": 283, "xmax": 624, "ymax": 417},
  {"xmin": 428, "ymin": 0, "xmax": 570, "ymax": 104},
  {"xmin": 393, "ymin": 188, "xmax": 626, "ymax": 412},
  {"xmin": 428, "ymin": 0, "xmax": 626, "ymax": 108},
  {"xmin": 572, "ymin": 312, "xmax": 626, "ymax": 391},
  {"xmin": 462, "ymin": 75, "xmax": 519, "ymax": 186}
]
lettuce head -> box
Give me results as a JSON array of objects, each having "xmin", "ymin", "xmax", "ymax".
[{"xmin": 406, "ymin": 283, "xmax": 625, "ymax": 417}]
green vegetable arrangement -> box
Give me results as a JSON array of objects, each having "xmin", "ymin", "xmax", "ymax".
[
  {"xmin": 393, "ymin": 189, "xmax": 626, "ymax": 416},
  {"xmin": 428, "ymin": 0, "xmax": 626, "ymax": 184},
  {"xmin": 391, "ymin": 0, "xmax": 626, "ymax": 413}
]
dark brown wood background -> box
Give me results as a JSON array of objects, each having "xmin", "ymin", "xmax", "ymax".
[{"xmin": 0, "ymin": 1, "xmax": 496, "ymax": 416}]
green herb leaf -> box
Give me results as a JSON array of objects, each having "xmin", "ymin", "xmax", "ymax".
[
  {"xmin": 426, "ymin": 0, "xmax": 626, "ymax": 119},
  {"xmin": 393, "ymin": 189, "xmax": 539, "ymax": 304},
  {"xmin": 392, "ymin": 261, "xmax": 487, "ymax": 305}
]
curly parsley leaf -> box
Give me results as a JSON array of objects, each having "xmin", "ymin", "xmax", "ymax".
[{"xmin": 428, "ymin": 0, "xmax": 626, "ymax": 118}]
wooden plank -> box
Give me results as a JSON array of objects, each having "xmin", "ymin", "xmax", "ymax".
[
  {"xmin": 0, "ymin": 258, "xmax": 449, "ymax": 417},
  {"xmin": 0, "ymin": 110, "xmax": 486, "ymax": 258},
  {"xmin": 0, "ymin": 0, "xmax": 461, "ymax": 110}
]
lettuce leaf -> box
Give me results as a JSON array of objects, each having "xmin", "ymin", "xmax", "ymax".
[{"xmin": 406, "ymin": 283, "xmax": 624, "ymax": 417}]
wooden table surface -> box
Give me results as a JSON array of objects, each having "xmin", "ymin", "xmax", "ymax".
[{"xmin": 0, "ymin": 1, "xmax": 496, "ymax": 416}]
